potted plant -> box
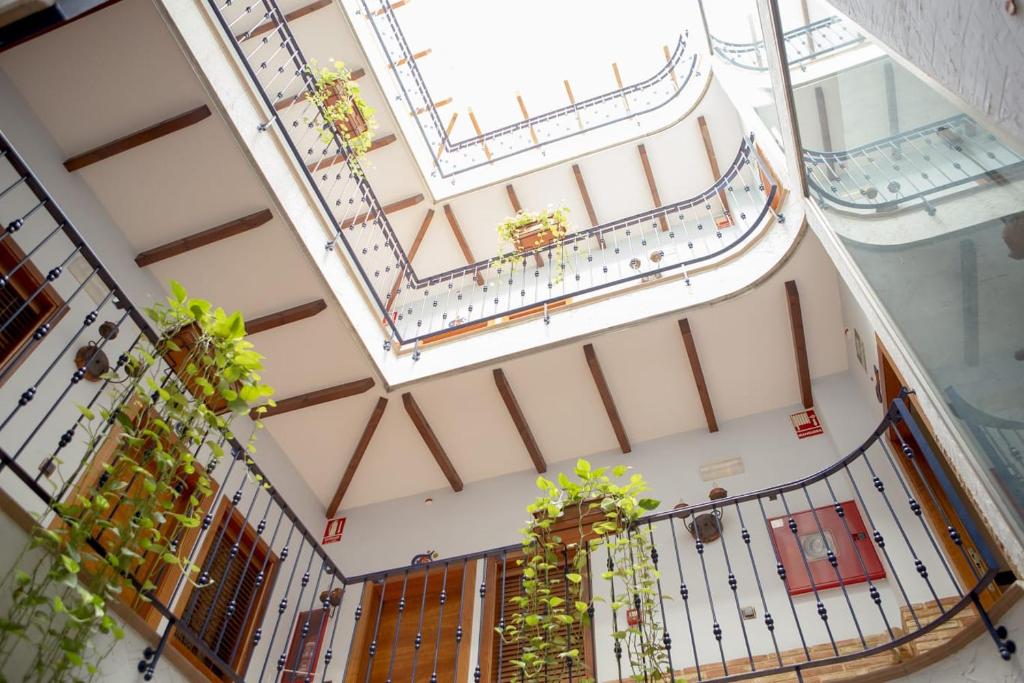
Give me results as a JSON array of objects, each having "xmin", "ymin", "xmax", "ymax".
[
  {"xmin": 0, "ymin": 281, "xmax": 274, "ymax": 681},
  {"xmin": 305, "ymin": 60, "xmax": 376, "ymax": 167},
  {"xmin": 496, "ymin": 459, "xmax": 676, "ymax": 682},
  {"xmin": 495, "ymin": 207, "xmax": 571, "ymax": 282}
]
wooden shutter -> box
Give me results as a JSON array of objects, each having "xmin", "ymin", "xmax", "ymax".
[{"xmin": 0, "ymin": 237, "xmax": 64, "ymax": 381}]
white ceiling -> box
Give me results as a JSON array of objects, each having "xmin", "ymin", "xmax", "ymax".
[{"xmin": 0, "ymin": 0, "xmax": 848, "ymax": 512}]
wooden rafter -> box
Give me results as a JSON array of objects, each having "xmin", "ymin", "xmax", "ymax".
[
  {"xmin": 637, "ymin": 144, "xmax": 669, "ymax": 232},
  {"xmin": 306, "ymin": 134, "xmax": 398, "ymax": 173},
  {"xmin": 785, "ymin": 280, "xmax": 813, "ymax": 409},
  {"xmin": 64, "ymin": 106, "xmax": 211, "ymax": 172},
  {"xmin": 572, "ymin": 164, "xmax": 604, "ymax": 249},
  {"xmin": 437, "ymin": 112, "xmax": 459, "ymax": 159},
  {"xmin": 612, "ymin": 63, "xmax": 630, "ymax": 112},
  {"xmin": 414, "ymin": 98, "xmax": 452, "ymax": 115},
  {"xmin": 340, "ymin": 194, "xmax": 424, "ymax": 230},
  {"xmin": 374, "ymin": 0, "xmax": 410, "ymax": 15},
  {"xmin": 386, "ymin": 208, "xmax": 434, "ymax": 311},
  {"xmin": 237, "ymin": 0, "xmax": 331, "ymax": 40},
  {"xmin": 443, "ymin": 204, "xmax": 484, "ymax": 285},
  {"xmin": 506, "ymin": 184, "xmax": 523, "ymax": 214},
  {"xmin": 256, "ymin": 378, "xmax": 375, "ymax": 419},
  {"xmin": 516, "ymin": 94, "xmax": 539, "ymax": 146},
  {"xmin": 664, "ymin": 45, "xmax": 679, "ymax": 90},
  {"xmin": 678, "ymin": 318, "xmax": 718, "ymax": 433},
  {"xmin": 468, "ymin": 109, "xmax": 491, "ymax": 160},
  {"xmin": 564, "ymin": 80, "xmax": 583, "ymax": 129},
  {"xmin": 327, "ymin": 396, "xmax": 388, "ymax": 516},
  {"xmin": 402, "ymin": 392, "xmax": 463, "ymax": 492},
  {"xmin": 583, "ymin": 344, "xmax": 631, "ymax": 453},
  {"xmin": 135, "ymin": 209, "xmax": 273, "ymax": 267},
  {"xmin": 493, "ymin": 369, "xmax": 546, "ymax": 473},
  {"xmin": 389, "ymin": 48, "xmax": 432, "ymax": 69},
  {"xmin": 697, "ymin": 116, "xmax": 730, "ymax": 215},
  {"xmin": 246, "ymin": 299, "xmax": 327, "ymax": 336}
]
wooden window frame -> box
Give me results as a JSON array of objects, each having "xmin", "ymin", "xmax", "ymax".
[
  {"xmin": 0, "ymin": 236, "xmax": 66, "ymax": 387},
  {"xmin": 170, "ymin": 497, "xmax": 279, "ymax": 681}
]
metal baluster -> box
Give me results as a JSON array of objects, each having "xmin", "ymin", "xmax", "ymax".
[
  {"xmin": 430, "ymin": 561, "xmax": 450, "ymax": 683},
  {"xmin": 733, "ymin": 501, "xmax": 783, "ymax": 666},
  {"xmin": 256, "ymin": 531, "xmax": 308, "ymax": 680},
  {"xmin": 362, "ymin": 573, "xmax": 390, "ymax": 683},
  {"xmin": 384, "ymin": 569, "xmax": 411, "ymax": 683},
  {"xmin": 692, "ymin": 509, "xmax": 728, "ymax": 673},
  {"xmin": 338, "ymin": 583, "xmax": 368, "ymax": 683},
  {"xmin": 232, "ymin": 505, "xmax": 289, "ymax": 669},
  {"xmin": 281, "ymin": 561, "xmax": 329, "ymax": 681},
  {"xmin": 604, "ymin": 542, "xmax": 625, "ymax": 683},
  {"xmin": 497, "ymin": 550, "xmax": 509, "ymax": 683},
  {"xmin": 408, "ymin": 563, "xmax": 431, "ymax": 682},
  {"xmin": 645, "ymin": 522, "xmax": 675, "ymax": 680},
  {"xmin": 450, "ymin": 559, "xmax": 469, "ymax": 683},
  {"xmin": 777, "ymin": 489, "xmax": 839, "ymax": 657},
  {"xmin": 712, "ymin": 504, "xmax": 755, "ymax": 670},
  {"xmin": 756, "ymin": 496, "xmax": 811, "ymax": 662}
]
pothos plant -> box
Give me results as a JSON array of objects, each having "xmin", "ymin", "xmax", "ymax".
[
  {"xmin": 0, "ymin": 281, "xmax": 274, "ymax": 682},
  {"xmin": 305, "ymin": 59, "xmax": 377, "ymax": 168},
  {"xmin": 494, "ymin": 207, "xmax": 572, "ymax": 284},
  {"xmin": 497, "ymin": 459, "xmax": 677, "ymax": 682}
]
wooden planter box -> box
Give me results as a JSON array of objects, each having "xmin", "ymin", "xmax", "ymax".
[
  {"xmin": 325, "ymin": 82, "xmax": 368, "ymax": 139},
  {"xmin": 163, "ymin": 324, "xmax": 229, "ymax": 414},
  {"xmin": 512, "ymin": 219, "xmax": 565, "ymax": 252}
]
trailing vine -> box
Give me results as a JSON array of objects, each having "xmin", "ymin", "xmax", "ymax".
[
  {"xmin": 497, "ymin": 459, "xmax": 676, "ymax": 682},
  {"xmin": 0, "ymin": 281, "xmax": 273, "ymax": 682},
  {"xmin": 305, "ymin": 60, "xmax": 377, "ymax": 169},
  {"xmin": 494, "ymin": 207, "xmax": 572, "ymax": 284}
]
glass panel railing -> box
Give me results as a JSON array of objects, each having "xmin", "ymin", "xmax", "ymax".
[{"xmin": 789, "ymin": 5, "xmax": 1024, "ymax": 533}]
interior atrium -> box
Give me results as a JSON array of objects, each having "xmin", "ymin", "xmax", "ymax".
[{"xmin": 0, "ymin": 0, "xmax": 1021, "ymax": 681}]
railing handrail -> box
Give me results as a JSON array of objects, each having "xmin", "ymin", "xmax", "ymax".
[{"xmin": 712, "ymin": 14, "xmax": 863, "ymax": 70}]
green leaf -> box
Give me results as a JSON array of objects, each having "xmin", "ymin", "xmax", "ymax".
[
  {"xmin": 575, "ymin": 601, "xmax": 589, "ymax": 613},
  {"xmin": 524, "ymin": 615, "xmax": 540, "ymax": 627},
  {"xmin": 566, "ymin": 573, "xmax": 582, "ymax": 584},
  {"xmin": 61, "ymin": 555, "xmax": 81, "ymax": 574},
  {"xmin": 638, "ymin": 498, "xmax": 660, "ymax": 511},
  {"xmin": 612, "ymin": 465, "xmax": 628, "ymax": 477},
  {"xmin": 53, "ymin": 596, "xmax": 66, "ymax": 613},
  {"xmin": 170, "ymin": 280, "xmax": 187, "ymax": 303}
]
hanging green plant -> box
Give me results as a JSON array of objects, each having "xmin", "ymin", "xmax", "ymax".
[
  {"xmin": 305, "ymin": 60, "xmax": 377, "ymax": 168},
  {"xmin": 495, "ymin": 206, "xmax": 572, "ymax": 284},
  {"xmin": 0, "ymin": 281, "xmax": 274, "ymax": 682},
  {"xmin": 497, "ymin": 459, "xmax": 677, "ymax": 682}
]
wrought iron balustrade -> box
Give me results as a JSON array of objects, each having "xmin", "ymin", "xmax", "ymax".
[
  {"xmin": 805, "ymin": 114, "xmax": 1024, "ymax": 215},
  {"xmin": 208, "ymin": 0, "xmax": 780, "ymax": 349},
  {"xmin": 363, "ymin": 0, "xmax": 700, "ymax": 177},
  {"xmin": 0, "ymin": 133, "xmax": 1015, "ymax": 681},
  {"xmin": 711, "ymin": 15, "xmax": 864, "ymax": 72}
]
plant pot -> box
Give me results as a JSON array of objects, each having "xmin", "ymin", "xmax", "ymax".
[
  {"xmin": 325, "ymin": 82, "xmax": 368, "ymax": 139},
  {"xmin": 512, "ymin": 220, "xmax": 563, "ymax": 252},
  {"xmin": 163, "ymin": 323, "xmax": 229, "ymax": 414}
]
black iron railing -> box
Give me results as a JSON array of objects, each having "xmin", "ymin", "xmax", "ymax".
[
  {"xmin": 805, "ymin": 113, "xmax": 1024, "ymax": 215},
  {"xmin": 362, "ymin": 0, "xmax": 701, "ymax": 177},
  {"xmin": 712, "ymin": 15, "xmax": 864, "ymax": 72},
  {"xmin": 0, "ymin": 131, "xmax": 1016, "ymax": 681},
  {"xmin": 208, "ymin": 0, "xmax": 781, "ymax": 349}
]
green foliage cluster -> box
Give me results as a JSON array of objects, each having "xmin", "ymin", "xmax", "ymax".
[
  {"xmin": 305, "ymin": 60, "xmax": 377, "ymax": 167},
  {"xmin": 0, "ymin": 281, "xmax": 273, "ymax": 682},
  {"xmin": 494, "ymin": 207, "xmax": 573, "ymax": 284},
  {"xmin": 497, "ymin": 459, "xmax": 678, "ymax": 682}
]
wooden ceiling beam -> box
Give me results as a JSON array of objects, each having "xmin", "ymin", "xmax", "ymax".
[
  {"xmin": 238, "ymin": 0, "xmax": 331, "ymax": 40},
  {"xmin": 678, "ymin": 318, "xmax": 718, "ymax": 433},
  {"xmin": 664, "ymin": 45, "xmax": 680, "ymax": 89},
  {"xmin": 637, "ymin": 144, "xmax": 669, "ymax": 232},
  {"xmin": 386, "ymin": 208, "xmax": 434, "ymax": 311},
  {"xmin": 697, "ymin": 115, "xmax": 730, "ymax": 215},
  {"xmin": 403, "ymin": 392, "xmax": 463, "ymax": 492},
  {"xmin": 246, "ymin": 299, "xmax": 327, "ymax": 336},
  {"xmin": 436, "ymin": 112, "xmax": 459, "ymax": 159},
  {"xmin": 493, "ymin": 369, "xmax": 546, "ymax": 473},
  {"xmin": 340, "ymin": 193, "xmax": 424, "ymax": 230},
  {"xmin": 785, "ymin": 280, "xmax": 813, "ymax": 409},
  {"xmin": 327, "ymin": 396, "xmax": 388, "ymax": 517},
  {"xmin": 135, "ymin": 209, "xmax": 273, "ymax": 267},
  {"xmin": 256, "ymin": 378, "xmax": 375, "ymax": 419},
  {"xmin": 468, "ymin": 108, "xmax": 491, "ymax": 160},
  {"xmin": 307, "ymin": 133, "xmax": 397, "ymax": 173},
  {"xmin": 374, "ymin": 0, "xmax": 410, "ymax": 15},
  {"xmin": 64, "ymin": 105, "xmax": 211, "ymax": 172},
  {"xmin": 443, "ymin": 204, "xmax": 484, "ymax": 285},
  {"xmin": 583, "ymin": 344, "xmax": 631, "ymax": 454},
  {"xmin": 389, "ymin": 48, "xmax": 432, "ymax": 69},
  {"xmin": 516, "ymin": 94, "xmax": 539, "ymax": 145},
  {"xmin": 572, "ymin": 164, "xmax": 605, "ymax": 249},
  {"xmin": 414, "ymin": 98, "xmax": 453, "ymax": 115},
  {"xmin": 506, "ymin": 184, "xmax": 523, "ymax": 213}
]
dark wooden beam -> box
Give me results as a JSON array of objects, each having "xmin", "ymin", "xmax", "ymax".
[
  {"xmin": 135, "ymin": 209, "xmax": 273, "ymax": 267},
  {"xmin": 443, "ymin": 204, "xmax": 484, "ymax": 285},
  {"xmin": 572, "ymin": 163, "xmax": 605, "ymax": 248},
  {"xmin": 678, "ymin": 318, "xmax": 718, "ymax": 433},
  {"xmin": 340, "ymin": 194, "xmax": 424, "ymax": 230},
  {"xmin": 238, "ymin": 0, "xmax": 331, "ymax": 40},
  {"xmin": 506, "ymin": 184, "xmax": 523, "ymax": 213},
  {"xmin": 306, "ymin": 134, "xmax": 397, "ymax": 172},
  {"xmin": 493, "ymin": 369, "xmax": 546, "ymax": 473},
  {"xmin": 247, "ymin": 299, "xmax": 327, "ymax": 336},
  {"xmin": 273, "ymin": 68, "xmax": 365, "ymax": 112},
  {"xmin": 64, "ymin": 106, "xmax": 211, "ymax": 172},
  {"xmin": 637, "ymin": 144, "xmax": 669, "ymax": 232},
  {"xmin": 697, "ymin": 116, "xmax": 730, "ymax": 214},
  {"xmin": 785, "ymin": 280, "xmax": 813, "ymax": 409},
  {"xmin": 583, "ymin": 344, "xmax": 631, "ymax": 453},
  {"xmin": 257, "ymin": 378, "xmax": 375, "ymax": 419},
  {"xmin": 402, "ymin": 392, "xmax": 463, "ymax": 492},
  {"xmin": 327, "ymin": 396, "xmax": 388, "ymax": 517},
  {"xmin": 388, "ymin": 48, "xmax": 432, "ymax": 69},
  {"xmin": 386, "ymin": 209, "xmax": 434, "ymax": 311}
]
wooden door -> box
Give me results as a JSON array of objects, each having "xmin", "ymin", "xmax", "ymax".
[
  {"xmin": 345, "ymin": 562, "xmax": 475, "ymax": 683},
  {"xmin": 876, "ymin": 337, "xmax": 1004, "ymax": 606}
]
